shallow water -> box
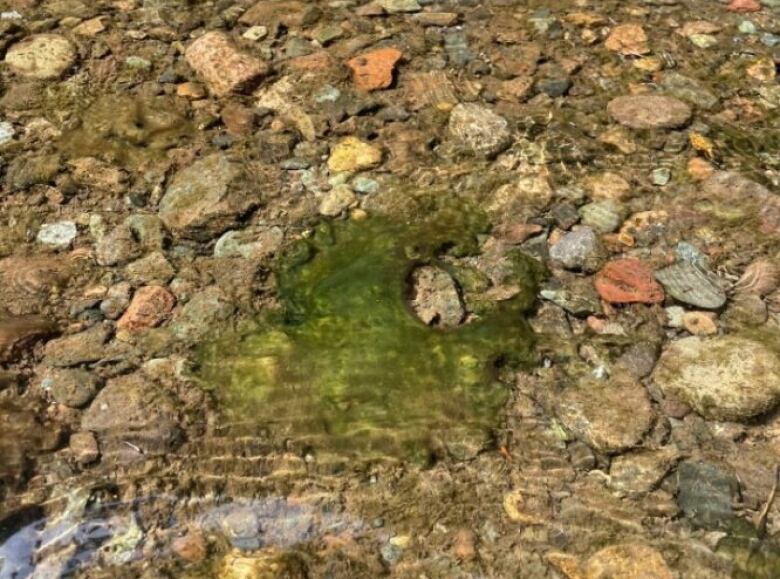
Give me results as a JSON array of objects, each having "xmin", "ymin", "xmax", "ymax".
[{"xmin": 200, "ymin": 208, "xmax": 541, "ymax": 462}]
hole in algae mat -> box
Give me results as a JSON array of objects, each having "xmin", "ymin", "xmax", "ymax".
[{"xmin": 199, "ymin": 213, "xmax": 541, "ymax": 463}]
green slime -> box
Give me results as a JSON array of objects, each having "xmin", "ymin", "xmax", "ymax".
[{"xmin": 201, "ymin": 205, "xmax": 540, "ymax": 462}]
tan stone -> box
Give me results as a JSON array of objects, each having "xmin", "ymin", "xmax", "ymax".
[
  {"xmin": 185, "ymin": 32, "xmax": 268, "ymax": 96},
  {"xmin": 327, "ymin": 137, "xmax": 382, "ymax": 173},
  {"xmin": 585, "ymin": 544, "xmax": 673, "ymax": 579}
]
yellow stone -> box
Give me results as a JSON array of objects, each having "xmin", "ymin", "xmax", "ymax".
[
  {"xmin": 327, "ymin": 137, "xmax": 382, "ymax": 173},
  {"xmin": 585, "ymin": 544, "xmax": 673, "ymax": 579}
]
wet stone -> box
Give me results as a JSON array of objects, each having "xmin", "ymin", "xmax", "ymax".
[
  {"xmin": 447, "ymin": 104, "xmax": 512, "ymax": 158},
  {"xmin": 171, "ymin": 286, "xmax": 235, "ymax": 342},
  {"xmin": 117, "ymin": 286, "xmax": 176, "ymax": 332},
  {"xmin": 595, "ymin": 259, "xmax": 664, "ymax": 304},
  {"xmin": 605, "ymin": 23, "xmax": 650, "ymax": 56},
  {"xmin": 158, "ymin": 154, "xmax": 256, "ymax": 240},
  {"xmin": 319, "ymin": 185, "xmax": 357, "ymax": 217},
  {"xmin": 347, "ymin": 48, "xmax": 402, "ymax": 92},
  {"xmin": 584, "ymin": 544, "xmax": 673, "ymax": 579},
  {"xmin": 654, "ymin": 263, "xmax": 726, "ymax": 309},
  {"xmin": 43, "ymin": 323, "xmax": 112, "ymax": 367},
  {"xmin": 608, "ymin": 447, "xmax": 681, "ymax": 495},
  {"xmin": 327, "ymin": 137, "xmax": 382, "ymax": 173},
  {"xmin": 410, "ymin": 265, "xmax": 465, "ymax": 328},
  {"xmin": 69, "ymin": 431, "xmax": 99, "ymax": 464},
  {"xmin": 556, "ymin": 373, "xmax": 654, "ymax": 454},
  {"xmin": 81, "ymin": 372, "xmax": 180, "ymax": 459},
  {"xmin": 676, "ymin": 461, "xmax": 737, "ymax": 529},
  {"xmin": 607, "ymin": 95, "xmax": 693, "ymax": 130},
  {"xmin": 0, "ymin": 315, "xmax": 58, "ymax": 362},
  {"xmin": 36, "ymin": 221, "xmax": 77, "ymax": 249},
  {"xmin": 653, "ymin": 335, "xmax": 780, "ymax": 422},
  {"xmin": 185, "ymin": 31, "xmax": 269, "ymax": 96},
  {"xmin": 579, "ymin": 200, "xmax": 625, "ymax": 234},
  {"xmin": 4, "ymin": 34, "xmax": 76, "ymax": 79},
  {"xmin": 42, "ymin": 368, "xmax": 100, "ymax": 408},
  {"xmin": 549, "ymin": 227, "xmax": 605, "ymax": 273},
  {"xmin": 125, "ymin": 252, "xmax": 176, "ymax": 286},
  {"xmin": 214, "ymin": 226, "xmax": 284, "ymax": 260}
]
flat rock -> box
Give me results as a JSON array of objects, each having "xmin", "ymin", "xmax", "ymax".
[
  {"xmin": 676, "ymin": 461, "xmax": 737, "ymax": 529},
  {"xmin": 347, "ymin": 48, "xmax": 402, "ymax": 91},
  {"xmin": 653, "ymin": 335, "xmax": 780, "ymax": 421},
  {"xmin": 43, "ymin": 323, "xmax": 112, "ymax": 367},
  {"xmin": 585, "ymin": 544, "xmax": 673, "ymax": 579},
  {"xmin": 214, "ymin": 226, "xmax": 284, "ymax": 260},
  {"xmin": 605, "ymin": 24, "xmax": 650, "ymax": 56},
  {"xmin": 171, "ymin": 287, "xmax": 235, "ymax": 342},
  {"xmin": 448, "ymin": 103, "xmax": 512, "ymax": 158},
  {"xmin": 607, "ymin": 95, "xmax": 692, "ymax": 130},
  {"xmin": 608, "ymin": 447, "xmax": 681, "ymax": 495},
  {"xmin": 556, "ymin": 373, "xmax": 653, "ymax": 453},
  {"xmin": 595, "ymin": 259, "xmax": 664, "ymax": 304},
  {"xmin": 81, "ymin": 372, "xmax": 180, "ymax": 459},
  {"xmin": 159, "ymin": 154, "xmax": 256, "ymax": 240},
  {"xmin": 654, "ymin": 263, "xmax": 726, "ymax": 309},
  {"xmin": 4, "ymin": 34, "xmax": 76, "ymax": 79},
  {"xmin": 185, "ymin": 31, "xmax": 268, "ymax": 96}
]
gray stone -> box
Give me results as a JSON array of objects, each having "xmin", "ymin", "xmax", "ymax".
[
  {"xmin": 548, "ymin": 227, "xmax": 604, "ymax": 273},
  {"xmin": 660, "ymin": 72, "xmax": 718, "ymax": 110},
  {"xmin": 653, "ymin": 336, "xmax": 780, "ymax": 422},
  {"xmin": 676, "ymin": 461, "xmax": 737, "ymax": 529},
  {"xmin": 171, "ymin": 287, "xmax": 235, "ymax": 342},
  {"xmin": 579, "ymin": 200, "xmax": 626, "ymax": 234},
  {"xmin": 448, "ymin": 104, "xmax": 512, "ymax": 158},
  {"xmin": 607, "ymin": 95, "xmax": 693, "ymax": 130},
  {"xmin": 37, "ymin": 221, "xmax": 77, "ymax": 248},
  {"xmin": 159, "ymin": 154, "xmax": 257, "ymax": 240},
  {"xmin": 539, "ymin": 278, "xmax": 601, "ymax": 317},
  {"xmin": 655, "ymin": 263, "xmax": 726, "ymax": 309},
  {"xmin": 41, "ymin": 368, "xmax": 100, "ymax": 408},
  {"xmin": 214, "ymin": 226, "xmax": 284, "ymax": 260}
]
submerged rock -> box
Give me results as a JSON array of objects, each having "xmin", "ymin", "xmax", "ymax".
[
  {"xmin": 4, "ymin": 34, "xmax": 76, "ymax": 79},
  {"xmin": 410, "ymin": 265, "xmax": 465, "ymax": 328},
  {"xmin": 653, "ymin": 335, "xmax": 780, "ymax": 421},
  {"xmin": 185, "ymin": 31, "xmax": 269, "ymax": 96},
  {"xmin": 159, "ymin": 154, "xmax": 257, "ymax": 240},
  {"xmin": 607, "ymin": 95, "xmax": 693, "ymax": 129},
  {"xmin": 556, "ymin": 373, "xmax": 654, "ymax": 453},
  {"xmin": 448, "ymin": 104, "xmax": 512, "ymax": 158}
]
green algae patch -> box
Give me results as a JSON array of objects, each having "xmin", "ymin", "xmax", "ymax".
[{"xmin": 199, "ymin": 207, "xmax": 541, "ymax": 463}]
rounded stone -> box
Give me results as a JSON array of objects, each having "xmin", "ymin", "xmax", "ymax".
[
  {"xmin": 653, "ymin": 336, "xmax": 780, "ymax": 421},
  {"xmin": 607, "ymin": 95, "xmax": 693, "ymax": 130},
  {"xmin": 5, "ymin": 34, "xmax": 76, "ymax": 80},
  {"xmin": 448, "ymin": 103, "xmax": 512, "ymax": 158}
]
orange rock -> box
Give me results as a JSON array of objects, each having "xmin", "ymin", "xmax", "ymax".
[
  {"xmin": 172, "ymin": 531, "xmax": 207, "ymax": 563},
  {"xmin": 347, "ymin": 47, "xmax": 402, "ymax": 91},
  {"xmin": 605, "ymin": 24, "xmax": 650, "ymax": 56},
  {"xmin": 687, "ymin": 157, "xmax": 714, "ymax": 181},
  {"xmin": 595, "ymin": 259, "xmax": 664, "ymax": 304},
  {"xmin": 727, "ymin": 0, "xmax": 761, "ymax": 12},
  {"xmin": 117, "ymin": 286, "xmax": 176, "ymax": 331}
]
